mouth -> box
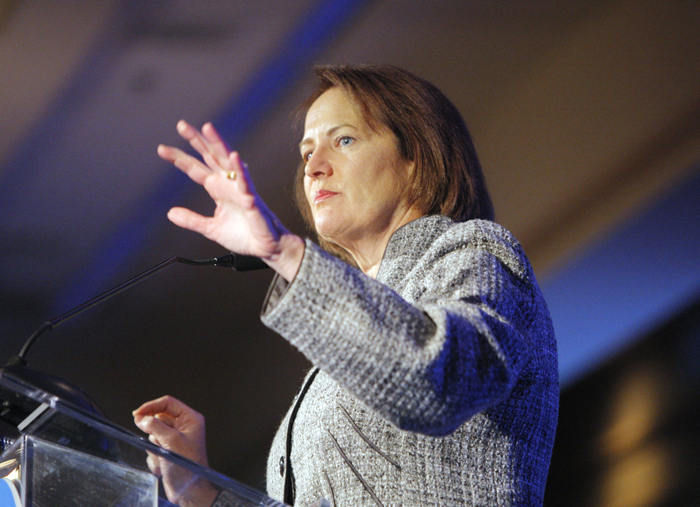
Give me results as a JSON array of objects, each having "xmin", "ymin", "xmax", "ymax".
[{"xmin": 313, "ymin": 189, "xmax": 339, "ymax": 205}]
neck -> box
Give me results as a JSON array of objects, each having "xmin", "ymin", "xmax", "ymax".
[{"xmin": 336, "ymin": 207, "xmax": 423, "ymax": 279}]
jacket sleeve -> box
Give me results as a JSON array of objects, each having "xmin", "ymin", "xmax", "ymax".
[{"xmin": 260, "ymin": 222, "xmax": 547, "ymax": 436}]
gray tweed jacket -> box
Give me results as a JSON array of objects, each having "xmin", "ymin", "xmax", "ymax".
[{"xmin": 260, "ymin": 215, "xmax": 558, "ymax": 507}]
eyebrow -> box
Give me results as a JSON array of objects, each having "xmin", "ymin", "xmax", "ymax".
[{"xmin": 299, "ymin": 123, "xmax": 356, "ymax": 150}]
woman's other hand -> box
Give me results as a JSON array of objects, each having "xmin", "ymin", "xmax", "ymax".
[
  {"xmin": 133, "ymin": 396, "xmax": 218, "ymax": 507},
  {"xmin": 159, "ymin": 121, "xmax": 304, "ymax": 282}
]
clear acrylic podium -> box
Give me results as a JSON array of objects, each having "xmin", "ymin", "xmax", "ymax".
[{"xmin": 0, "ymin": 368, "xmax": 289, "ymax": 507}]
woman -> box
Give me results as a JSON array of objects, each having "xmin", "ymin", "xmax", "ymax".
[{"xmin": 134, "ymin": 65, "xmax": 558, "ymax": 507}]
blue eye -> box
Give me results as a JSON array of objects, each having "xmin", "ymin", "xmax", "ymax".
[
  {"xmin": 303, "ymin": 150, "xmax": 313, "ymax": 162},
  {"xmin": 339, "ymin": 136, "xmax": 354, "ymax": 147}
]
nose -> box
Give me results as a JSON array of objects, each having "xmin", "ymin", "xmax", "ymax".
[{"xmin": 304, "ymin": 145, "xmax": 333, "ymax": 179}]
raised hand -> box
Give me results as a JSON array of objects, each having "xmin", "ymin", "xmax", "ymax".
[{"xmin": 159, "ymin": 121, "xmax": 304, "ymax": 281}]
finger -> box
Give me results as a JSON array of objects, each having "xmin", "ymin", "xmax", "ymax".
[
  {"xmin": 156, "ymin": 143, "xmax": 182, "ymax": 164},
  {"xmin": 133, "ymin": 397, "xmax": 169, "ymax": 418},
  {"xmin": 133, "ymin": 395, "xmax": 195, "ymax": 419},
  {"xmin": 135, "ymin": 415, "xmax": 182, "ymax": 446},
  {"xmin": 227, "ymin": 151, "xmax": 256, "ymax": 195},
  {"xmin": 167, "ymin": 207, "xmax": 214, "ymax": 237},
  {"xmin": 201, "ymin": 122, "xmax": 231, "ymax": 162},
  {"xmin": 177, "ymin": 120, "xmax": 228, "ymax": 172},
  {"xmin": 158, "ymin": 145, "xmax": 211, "ymax": 185}
]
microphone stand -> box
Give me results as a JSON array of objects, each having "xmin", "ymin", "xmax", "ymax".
[{"xmin": 1, "ymin": 253, "xmax": 268, "ymax": 433}]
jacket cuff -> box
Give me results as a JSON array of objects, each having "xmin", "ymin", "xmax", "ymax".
[{"xmin": 261, "ymin": 238, "xmax": 317, "ymax": 317}]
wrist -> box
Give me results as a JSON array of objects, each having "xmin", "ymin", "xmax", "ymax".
[{"xmin": 265, "ymin": 234, "xmax": 305, "ymax": 282}]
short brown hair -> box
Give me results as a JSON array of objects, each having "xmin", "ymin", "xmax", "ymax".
[{"xmin": 295, "ymin": 65, "xmax": 493, "ymax": 261}]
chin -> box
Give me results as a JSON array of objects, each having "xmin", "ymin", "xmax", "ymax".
[
  {"xmin": 313, "ymin": 208, "xmax": 363, "ymax": 245},
  {"xmin": 313, "ymin": 212, "xmax": 338, "ymax": 236},
  {"xmin": 314, "ymin": 223, "xmax": 338, "ymax": 241},
  {"xmin": 314, "ymin": 221, "xmax": 346, "ymax": 246}
]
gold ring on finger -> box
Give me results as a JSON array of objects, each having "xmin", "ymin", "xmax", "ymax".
[{"xmin": 226, "ymin": 171, "xmax": 236, "ymax": 180}]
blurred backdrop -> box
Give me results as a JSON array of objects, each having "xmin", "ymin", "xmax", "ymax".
[{"xmin": 1, "ymin": 0, "xmax": 699, "ymax": 504}]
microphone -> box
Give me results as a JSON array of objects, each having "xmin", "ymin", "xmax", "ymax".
[
  {"xmin": 6, "ymin": 252, "xmax": 268, "ymax": 369},
  {"xmin": 210, "ymin": 253, "xmax": 270, "ymax": 272}
]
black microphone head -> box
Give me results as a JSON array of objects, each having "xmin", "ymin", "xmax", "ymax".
[
  {"xmin": 231, "ymin": 254, "xmax": 269, "ymax": 271},
  {"xmin": 211, "ymin": 253, "xmax": 269, "ymax": 271}
]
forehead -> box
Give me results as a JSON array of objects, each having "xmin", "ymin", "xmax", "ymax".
[{"xmin": 303, "ymin": 88, "xmax": 364, "ymax": 133}]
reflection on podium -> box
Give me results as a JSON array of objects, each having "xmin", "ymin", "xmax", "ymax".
[{"xmin": 2, "ymin": 436, "xmax": 156, "ymax": 506}]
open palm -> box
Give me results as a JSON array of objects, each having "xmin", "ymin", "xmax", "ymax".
[{"xmin": 160, "ymin": 121, "xmax": 294, "ymax": 262}]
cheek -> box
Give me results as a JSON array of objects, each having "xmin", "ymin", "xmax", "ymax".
[{"xmin": 303, "ymin": 176, "xmax": 313, "ymax": 206}]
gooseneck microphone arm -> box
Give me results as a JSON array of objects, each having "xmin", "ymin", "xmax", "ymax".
[{"xmin": 6, "ymin": 253, "xmax": 268, "ymax": 367}]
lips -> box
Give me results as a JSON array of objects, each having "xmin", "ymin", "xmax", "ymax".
[{"xmin": 313, "ymin": 189, "xmax": 339, "ymax": 204}]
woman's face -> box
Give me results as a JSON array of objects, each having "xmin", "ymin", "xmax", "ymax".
[{"xmin": 301, "ymin": 88, "xmax": 418, "ymax": 250}]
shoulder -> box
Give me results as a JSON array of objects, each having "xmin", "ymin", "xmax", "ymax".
[
  {"xmin": 378, "ymin": 215, "xmax": 534, "ymax": 292},
  {"xmin": 428, "ymin": 219, "xmax": 532, "ymax": 283}
]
